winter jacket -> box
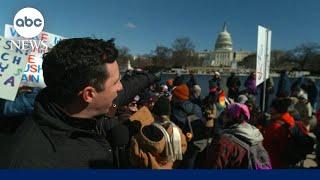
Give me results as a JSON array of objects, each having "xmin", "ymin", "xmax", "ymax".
[
  {"xmin": 276, "ymin": 73, "xmax": 291, "ymax": 97},
  {"xmin": 263, "ymin": 112, "xmax": 295, "ymax": 168},
  {"xmin": 227, "ymin": 75, "xmax": 241, "ymax": 99},
  {"xmin": 244, "ymin": 77, "xmax": 257, "ymax": 95},
  {"xmin": 294, "ymin": 101, "xmax": 313, "ymax": 121},
  {"xmin": 204, "ymin": 122, "xmax": 266, "ymax": 169},
  {"xmin": 291, "ymin": 77, "xmax": 304, "ymax": 96},
  {"xmin": 1, "ymin": 87, "xmax": 41, "ymax": 117},
  {"xmin": 209, "ymin": 78, "xmax": 221, "ymax": 89},
  {"xmin": 171, "ymin": 100, "xmax": 203, "ymax": 130},
  {"xmin": 0, "ymin": 89, "xmax": 114, "ymax": 168},
  {"xmin": 303, "ymin": 84, "xmax": 318, "ymax": 109},
  {"xmin": 114, "ymin": 71, "xmax": 158, "ymax": 106},
  {"xmin": 227, "ymin": 75, "xmax": 241, "ymax": 89},
  {"xmin": 0, "ymin": 88, "xmax": 41, "ymax": 134}
]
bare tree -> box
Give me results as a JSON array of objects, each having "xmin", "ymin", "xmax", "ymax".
[
  {"xmin": 172, "ymin": 37, "xmax": 195, "ymax": 53},
  {"xmin": 153, "ymin": 45, "xmax": 172, "ymax": 60},
  {"xmin": 171, "ymin": 37, "xmax": 198, "ymax": 67},
  {"xmin": 291, "ymin": 42, "xmax": 320, "ymax": 70},
  {"xmin": 150, "ymin": 45, "xmax": 173, "ymax": 68}
]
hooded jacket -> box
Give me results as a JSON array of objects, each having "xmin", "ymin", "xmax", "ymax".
[
  {"xmin": 1, "ymin": 87, "xmax": 41, "ymax": 117},
  {"xmin": 204, "ymin": 122, "xmax": 263, "ymax": 169},
  {"xmin": 244, "ymin": 77, "xmax": 257, "ymax": 95},
  {"xmin": 204, "ymin": 122, "xmax": 265, "ymax": 168},
  {"xmin": 0, "ymin": 89, "xmax": 113, "ymax": 168},
  {"xmin": 276, "ymin": 72, "xmax": 291, "ymax": 97},
  {"xmin": 171, "ymin": 100, "xmax": 203, "ymax": 130},
  {"xmin": 263, "ymin": 112, "xmax": 295, "ymax": 168}
]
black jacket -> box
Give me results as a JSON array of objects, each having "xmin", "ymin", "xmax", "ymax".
[
  {"xmin": 0, "ymin": 89, "xmax": 113, "ymax": 168},
  {"xmin": 226, "ymin": 75, "xmax": 241, "ymax": 89},
  {"xmin": 114, "ymin": 71, "xmax": 158, "ymax": 106}
]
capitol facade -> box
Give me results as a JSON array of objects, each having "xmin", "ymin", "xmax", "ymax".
[{"xmin": 199, "ymin": 23, "xmax": 253, "ymax": 67}]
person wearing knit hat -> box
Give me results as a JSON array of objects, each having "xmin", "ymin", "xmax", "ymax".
[
  {"xmin": 244, "ymin": 72, "xmax": 257, "ymax": 95},
  {"xmin": 294, "ymin": 89, "xmax": 312, "ymax": 120},
  {"xmin": 302, "ymin": 78, "xmax": 318, "ymax": 109},
  {"xmin": 161, "ymin": 85, "xmax": 169, "ymax": 93},
  {"xmin": 223, "ymin": 103, "xmax": 250, "ymax": 127},
  {"xmin": 190, "ymin": 85, "xmax": 202, "ymax": 106},
  {"xmin": 170, "ymin": 84, "xmax": 205, "ymax": 168},
  {"xmin": 171, "ymin": 84, "xmax": 203, "ymax": 132},
  {"xmin": 227, "ymin": 72, "xmax": 241, "ymax": 100},
  {"xmin": 237, "ymin": 94, "xmax": 248, "ymax": 104},
  {"xmin": 166, "ymin": 79, "xmax": 174, "ymax": 87},
  {"xmin": 263, "ymin": 97, "xmax": 296, "ymax": 168},
  {"xmin": 291, "ymin": 89, "xmax": 315, "ymax": 133},
  {"xmin": 203, "ymin": 103, "xmax": 271, "ymax": 169},
  {"xmin": 166, "ymin": 79, "xmax": 174, "ymax": 92},
  {"xmin": 172, "ymin": 84, "xmax": 190, "ymax": 101},
  {"xmin": 193, "ymin": 85, "xmax": 201, "ymax": 98},
  {"xmin": 214, "ymin": 71, "xmax": 220, "ymax": 77}
]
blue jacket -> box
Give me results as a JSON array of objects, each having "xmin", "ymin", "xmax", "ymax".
[
  {"xmin": 1, "ymin": 87, "xmax": 41, "ymax": 117},
  {"xmin": 276, "ymin": 73, "xmax": 291, "ymax": 97},
  {"xmin": 171, "ymin": 100, "xmax": 203, "ymax": 129}
]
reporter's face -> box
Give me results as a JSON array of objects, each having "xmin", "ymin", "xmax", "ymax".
[{"xmin": 92, "ymin": 61, "xmax": 123, "ymax": 115}]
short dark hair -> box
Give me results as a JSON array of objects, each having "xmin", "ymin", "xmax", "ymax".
[
  {"xmin": 42, "ymin": 38, "xmax": 118, "ymax": 103},
  {"xmin": 271, "ymin": 98, "xmax": 292, "ymax": 113}
]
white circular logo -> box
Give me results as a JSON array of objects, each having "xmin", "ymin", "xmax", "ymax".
[{"xmin": 13, "ymin": 7, "xmax": 44, "ymax": 38}]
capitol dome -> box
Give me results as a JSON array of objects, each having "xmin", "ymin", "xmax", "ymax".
[{"xmin": 214, "ymin": 23, "xmax": 233, "ymax": 51}]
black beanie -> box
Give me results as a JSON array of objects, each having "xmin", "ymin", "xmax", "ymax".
[
  {"xmin": 271, "ymin": 98, "xmax": 292, "ymax": 113},
  {"xmin": 152, "ymin": 96, "xmax": 171, "ymax": 116}
]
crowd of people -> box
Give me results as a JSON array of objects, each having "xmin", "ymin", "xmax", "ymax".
[{"xmin": 0, "ymin": 38, "xmax": 319, "ymax": 169}]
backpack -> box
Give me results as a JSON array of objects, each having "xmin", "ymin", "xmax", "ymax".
[
  {"xmin": 223, "ymin": 134, "xmax": 272, "ymax": 169},
  {"xmin": 186, "ymin": 114, "xmax": 212, "ymax": 152},
  {"xmin": 278, "ymin": 121, "xmax": 316, "ymax": 166}
]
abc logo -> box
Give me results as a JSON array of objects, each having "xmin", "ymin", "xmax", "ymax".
[
  {"xmin": 15, "ymin": 17, "xmax": 42, "ymax": 27},
  {"xmin": 13, "ymin": 7, "xmax": 44, "ymax": 38}
]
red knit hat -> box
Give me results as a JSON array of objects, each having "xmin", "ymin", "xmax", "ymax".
[
  {"xmin": 166, "ymin": 79, "xmax": 174, "ymax": 86},
  {"xmin": 173, "ymin": 84, "xmax": 189, "ymax": 100}
]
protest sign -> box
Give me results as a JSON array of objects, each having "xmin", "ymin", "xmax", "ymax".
[
  {"xmin": 4, "ymin": 24, "xmax": 65, "ymax": 87},
  {"xmin": 256, "ymin": 25, "xmax": 272, "ymax": 86},
  {"xmin": 0, "ymin": 36, "xmax": 28, "ymax": 101}
]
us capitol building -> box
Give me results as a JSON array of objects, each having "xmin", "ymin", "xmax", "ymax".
[{"xmin": 198, "ymin": 23, "xmax": 253, "ymax": 67}]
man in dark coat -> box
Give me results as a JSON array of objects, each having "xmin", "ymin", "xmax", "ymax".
[
  {"xmin": 0, "ymin": 38, "xmax": 124, "ymax": 168},
  {"xmin": 226, "ymin": 72, "xmax": 241, "ymax": 100},
  {"xmin": 301, "ymin": 78, "xmax": 318, "ymax": 109},
  {"xmin": 276, "ymin": 70, "xmax": 291, "ymax": 98}
]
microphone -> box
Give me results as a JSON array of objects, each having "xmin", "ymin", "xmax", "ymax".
[{"xmin": 110, "ymin": 124, "xmax": 130, "ymax": 168}]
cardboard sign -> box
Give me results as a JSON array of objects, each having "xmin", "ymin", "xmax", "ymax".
[
  {"xmin": 4, "ymin": 24, "xmax": 65, "ymax": 88},
  {"xmin": 0, "ymin": 36, "xmax": 28, "ymax": 101},
  {"xmin": 4, "ymin": 24, "xmax": 64, "ymax": 48},
  {"xmin": 21, "ymin": 53, "xmax": 45, "ymax": 88}
]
